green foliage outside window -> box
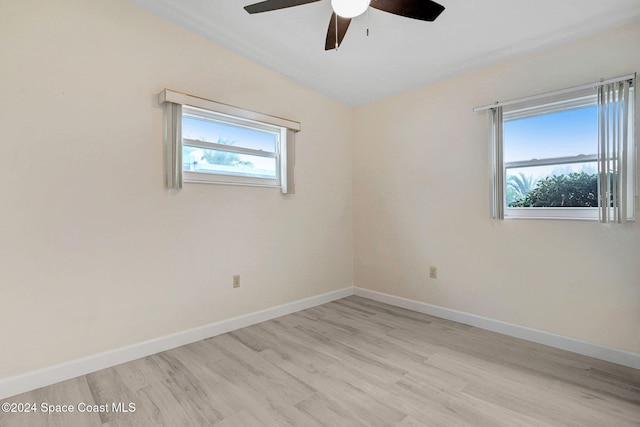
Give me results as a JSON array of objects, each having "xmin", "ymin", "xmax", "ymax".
[
  {"xmin": 202, "ymin": 138, "xmax": 253, "ymax": 167},
  {"xmin": 509, "ymin": 172, "xmax": 599, "ymax": 207},
  {"xmin": 506, "ymin": 172, "xmax": 537, "ymax": 207}
]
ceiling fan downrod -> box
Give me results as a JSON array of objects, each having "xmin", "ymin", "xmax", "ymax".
[{"xmin": 335, "ymin": 13, "xmax": 339, "ymax": 50}]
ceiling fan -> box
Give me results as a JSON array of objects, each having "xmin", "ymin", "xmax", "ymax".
[{"xmin": 244, "ymin": 0, "xmax": 445, "ymax": 50}]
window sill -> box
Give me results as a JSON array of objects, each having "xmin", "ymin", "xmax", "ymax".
[
  {"xmin": 183, "ymin": 171, "xmax": 280, "ymax": 188},
  {"xmin": 505, "ymin": 207, "xmax": 598, "ymax": 221}
]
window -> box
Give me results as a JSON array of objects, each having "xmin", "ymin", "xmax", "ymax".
[
  {"xmin": 479, "ymin": 75, "xmax": 636, "ymax": 221},
  {"xmin": 503, "ymin": 90, "xmax": 602, "ymax": 219},
  {"xmin": 159, "ymin": 89, "xmax": 300, "ymax": 193},
  {"xmin": 182, "ymin": 106, "xmax": 283, "ymax": 187}
]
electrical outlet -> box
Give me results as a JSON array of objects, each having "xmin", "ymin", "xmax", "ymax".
[
  {"xmin": 429, "ymin": 266, "xmax": 437, "ymax": 279},
  {"xmin": 233, "ymin": 275, "xmax": 240, "ymax": 288}
]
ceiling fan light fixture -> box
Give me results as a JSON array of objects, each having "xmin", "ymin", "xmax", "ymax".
[{"xmin": 331, "ymin": 0, "xmax": 371, "ymax": 18}]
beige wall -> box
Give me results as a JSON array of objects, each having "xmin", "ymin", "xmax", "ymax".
[
  {"xmin": 353, "ymin": 23, "xmax": 640, "ymax": 353},
  {"xmin": 0, "ymin": 0, "xmax": 353, "ymax": 378}
]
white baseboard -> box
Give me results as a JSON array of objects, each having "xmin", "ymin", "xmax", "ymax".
[
  {"xmin": 354, "ymin": 287, "xmax": 640, "ymax": 370},
  {"xmin": 0, "ymin": 286, "xmax": 354, "ymax": 400}
]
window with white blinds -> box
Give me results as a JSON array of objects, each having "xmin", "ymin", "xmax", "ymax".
[{"xmin": 159, "ymin": 89, "xmax": 300, "ymax": 194}]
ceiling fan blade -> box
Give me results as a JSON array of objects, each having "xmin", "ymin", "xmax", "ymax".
[
  {"xmin": 244, "ymin": 0, "xmax": 322, "ymax": 14},
  {"xmin": 325, "ymin": 12, "xmax": 352, "ymax": 50},
  {"xmin": 370, "ymin": 0, "xmax": 444, "ymax": 21}
]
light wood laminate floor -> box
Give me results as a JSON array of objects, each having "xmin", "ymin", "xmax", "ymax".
[{"xmin": 1, "ymin": 296, "xmax": 639, "ymax": 426}]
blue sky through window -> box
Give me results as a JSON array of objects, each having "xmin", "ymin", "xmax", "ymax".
[
  {"xmin": 504, "ymin": 106, "xmax": 597, "ymax": 163},
  {"xmin": 182, "ymin": 116, "xmax": 277, "ymax": 152}
]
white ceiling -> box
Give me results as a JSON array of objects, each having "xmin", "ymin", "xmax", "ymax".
[{"xmin": 129, "ymin": 0, "xmax": 640, "ymax": 107}]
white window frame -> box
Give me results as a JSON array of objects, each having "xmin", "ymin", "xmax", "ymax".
[
  {"xmin": 476, "ymin": 74, "xmax": 636, "ymax": 222},
  {"xmin": 159, "ymin": 89, "xmax": 300, "ymax": 194},
  {"xmin": 182, "ymin": 106, "xmax": 284, "ymax": 187},
  {"xmin": 502, "ymin": 90, "xmax": 601, "ymax": 220}
]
